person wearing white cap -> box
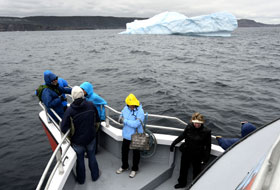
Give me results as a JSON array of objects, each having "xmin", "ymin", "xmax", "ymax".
[
  {"xmin": 170, "ymin": 112, "xmax": 211, "ymax": 189},
  {"xmin": 61, "ymin": 86, "xmax": 100, "ymax": 184}
]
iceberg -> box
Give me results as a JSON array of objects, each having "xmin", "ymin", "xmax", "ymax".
[{"xmin": 120, "ymin": 12, "xmax": 238, "ymax": 37}]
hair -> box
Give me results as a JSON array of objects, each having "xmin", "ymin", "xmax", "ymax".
[{"xmin": 190, "ymin": 112, "xmax": 205, "ymax": 123}]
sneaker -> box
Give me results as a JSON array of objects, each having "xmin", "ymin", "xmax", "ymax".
[
  {"xmin": 116, "ymin": 167, "xmax": 128, "ymax": 174},
  {"xmin": 129, "ymin": 171, "xmax": 136, "ymax": 178}
]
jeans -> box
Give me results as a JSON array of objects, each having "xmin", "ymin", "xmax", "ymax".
[
  {"xmin": 121, "ymin": 138, "xmax": 140, "ymax": 171},
  {"xmin": 72, "ymin": 138, "xmax": 99, "ymax": 184}
]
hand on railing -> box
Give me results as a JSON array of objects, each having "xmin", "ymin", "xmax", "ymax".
[{"xmin": 118, "ymin": 115, "xmax": 124, "ymax": 124}]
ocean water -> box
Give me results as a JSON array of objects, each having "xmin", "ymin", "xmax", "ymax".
[{"xmin": 0, "ymin": 27, "xmax": 280, "ymax": 189}]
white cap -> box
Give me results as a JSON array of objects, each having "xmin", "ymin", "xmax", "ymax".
[{"xmin": 71, "ymin": 86, "xmax": 84, "ymax": 100}]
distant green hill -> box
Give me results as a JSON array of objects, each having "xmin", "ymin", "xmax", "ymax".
[{"xmin": 0, "ymin": 16, "xmax": 279, "ymax": 32}]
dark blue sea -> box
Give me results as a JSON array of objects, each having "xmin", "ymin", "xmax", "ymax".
[{"xmin": 0, "ymin": 27, "xmax": 280, "ymax": 189}]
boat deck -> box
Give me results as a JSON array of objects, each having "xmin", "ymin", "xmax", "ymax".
[{"xmin": 64, "ymin": 146, "xmax": 177, "ymax": 190}]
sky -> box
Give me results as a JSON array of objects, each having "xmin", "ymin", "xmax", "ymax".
[{"xmin": 0, "ymin": 0, "xmax": 279, "ymax": 24}]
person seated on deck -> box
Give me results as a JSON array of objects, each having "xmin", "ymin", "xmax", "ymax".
[
  {"xmin": 40, "ymin": 70, "xmax": 71, "ymax": 122},
  {"xmin": 61, "ymin": 86, "xmax": 100, "ymax": 184},
  {"xmin": 80, "ymin": 81, "xmax": 107, "ymax": 153},
  {"xmin": 170, "ymin": 112, "xmax": 211, "ymax": 189},
  {"xmin": 116, "ymin": 93, "xmax": 145, "ymax": 178},
  {"xmin": 216, "ymin": 121, "xmax": 256, "ymax": 150}
]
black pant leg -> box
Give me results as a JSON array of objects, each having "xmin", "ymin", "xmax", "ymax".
[
  {"xmin": 121, "ymin": 139, "xmax": 130, "ymax": 169},
  {"xmin": 192, "ymin": 157, "xmax": 202, "ymax": 179},
  {"xmin": 132, "ymin": 149, "xmax": 140, "ymax": 171},
  {"xmin": 178, "ymin": 152, "xmax": 191, "ymax": 185}
]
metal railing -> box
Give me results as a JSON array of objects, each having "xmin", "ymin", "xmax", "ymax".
[
  {"xmin": 37, "ymin": 102, "xmax": 71, "ymax": 190},
  {"xmin": 104, "ymin": 105, "xmax": 216, "ymax": 138},
  {"xmin": 36, "ymin": 129, "xmax": 70, "ymax": 190}
]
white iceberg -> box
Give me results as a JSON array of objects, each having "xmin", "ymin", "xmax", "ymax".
[{"xmin": 120, "ymin": 11, "xmax": 238, "ymax": 37}]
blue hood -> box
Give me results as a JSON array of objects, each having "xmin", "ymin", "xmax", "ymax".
[
  {"xmin": 80, "ymin": 82, "xmax": 94, "ymax": 97},
  {"xmin": 80, "ymin": 82, "xmax": 107, "ymax": 105},
  {"xmin": 80, "ymin": 81, "xmax": 107, "ymax": 121},
  {"xmin": 241, "ymin": 122, "xmax": 256, "ymax": 137},
  {"xmin": 44, "ymin": 70, "xmax": 57, "ymax": 85},
  {"xmin": 58, "ymin": 78, "xmax": 68, "ymax": 87}
]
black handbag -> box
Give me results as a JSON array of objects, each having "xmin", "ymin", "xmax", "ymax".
[{"xmin": 130, "ymin": 125, "xmax": 150, "ymax": 151}]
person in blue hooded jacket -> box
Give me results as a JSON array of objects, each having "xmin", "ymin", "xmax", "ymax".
[
  {"xmin": 80, "ymin": 82, "xmax": 107, "ymax": 121},
  {"xmin": 36, "ymin": 70, "xmax": 69, "ymax": 111},
  {"xmin": 116, "ymin": 93, "xmax": 145, "ymax": 178},
  {"xmin": 41, "ymin": 71, "xmax": 71, "ymax": 122},
  {"xmin": 216, "ymin": 122, "xmax": 256, "ymax": 150},
  {"xmin": 80, "ymin": 82, "xmax": 107, "ymax": 154}
]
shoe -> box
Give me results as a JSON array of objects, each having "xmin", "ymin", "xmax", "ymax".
[
  {"xmin": 129, "ymin": 171, "xmax": 136, "ymax": 178},
  {"xmin": 174, "ymin": 183, "xmax": 186, "ymax": 189},
  {"xmin": 116, "ymin": 167, "xmax": 128, "ymax": 174}
]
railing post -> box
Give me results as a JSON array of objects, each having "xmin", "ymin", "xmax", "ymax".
[
  {"xmin": 56, "ymin": 148, "xmax": 64, "ymax": 175},
  {"xmin": 106, "ymin": 107, "xmax": 109, "ymax": 127}
]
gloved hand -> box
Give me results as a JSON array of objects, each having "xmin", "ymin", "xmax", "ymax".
[
  {"xmin": 170, "ymin": 145, "xmax": 175, "ymax": 152},
  {"xmin": 60, "ymin": 95, "xmax": 67, "ymax": 102}
]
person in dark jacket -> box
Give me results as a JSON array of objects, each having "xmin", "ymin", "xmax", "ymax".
[
  {"xmin": 216, "ymin": 121, "xmax": 256, "ymax": 150},
  {"xmin": 170, "ymin": 112, "xmax": 211, "ymax": 189},
  {"xmin": 41, "ymin": 70, "xmax": 71, "ymax": 122},
  {"xmin": 61, "ymin": 86, "xmax": 100, "ymax": 184}
]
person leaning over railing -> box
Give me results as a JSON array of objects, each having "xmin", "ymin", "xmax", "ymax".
[
  {"xmin": 216, "ymin": 121, "xmax": 256, "ymax": 150},
  {"xmin": 116, "ymin": 93, "xmax": 145, "ymax": 178},
  {"xmin": 170, "ymin": 112, "xmax": 211, "ymax": 189},
  {"xmin": 60, "ymin": 86, "xmax": 100, "ymax": 184}
]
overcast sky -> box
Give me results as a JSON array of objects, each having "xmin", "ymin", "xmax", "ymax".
[{"xmin": 0, "ymin": 0, "xmax": 279, "ymax": 24}]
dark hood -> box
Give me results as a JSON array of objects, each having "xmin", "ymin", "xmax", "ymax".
[{"xmin": 241, "ymin": 122, "xmax": 256, "ymax": 137}]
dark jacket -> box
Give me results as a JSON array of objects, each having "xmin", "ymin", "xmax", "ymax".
[
  {"xmin": 41, "ymin": 71, "xmax": 71, "ymax": 121},
  {"xmin": 61, "ymin": 98, "xmax": 100, "ymax": 146},
  {"xmin": 171, "ymin": 124, "xmax": 211, "ymax": 163},
  {"xmin": 217, "ymin": 122, "xmax": 256, "ymax": 150}
]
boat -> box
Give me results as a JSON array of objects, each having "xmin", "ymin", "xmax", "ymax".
[
  {"xmin": 36, "ymin": 99, "xmax": 224, "ymax": 190},
  {"xmin": 188, "ymin": 117, "xmax": 280, "ymax": 190}
]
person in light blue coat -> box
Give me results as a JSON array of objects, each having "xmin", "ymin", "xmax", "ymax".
[
  {"xmin": 80, "ymin": 82, "xmax": 107, "ymax": 121},
  {"xmin": 216, "ymin": 122, "xmax": 256, "ymax": 150},
  {"xmin": 116, "ymin": 93, "xmax": 145, "ymax": 178}
]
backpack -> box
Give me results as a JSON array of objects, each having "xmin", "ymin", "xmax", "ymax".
[
  {"xmin": 35, "ymin": 85, "xmax": 60, "ymax": 101},
  {"xmin": 36, "ymin": 85, "xmax": 49, "ymax": 102}
]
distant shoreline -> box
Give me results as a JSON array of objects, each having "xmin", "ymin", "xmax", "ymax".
[{"xmin": 0, "ymin": 16, "xmax": 279, "ymax": 32}]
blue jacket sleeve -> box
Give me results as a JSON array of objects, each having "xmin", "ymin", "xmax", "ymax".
[
  {"xmin": 58, "ymin": 86, "xmax": 72, "ymax": 94},
  {"xmin": 93, "ymin": 93, "xmax": 107, "ymax": 105}
]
